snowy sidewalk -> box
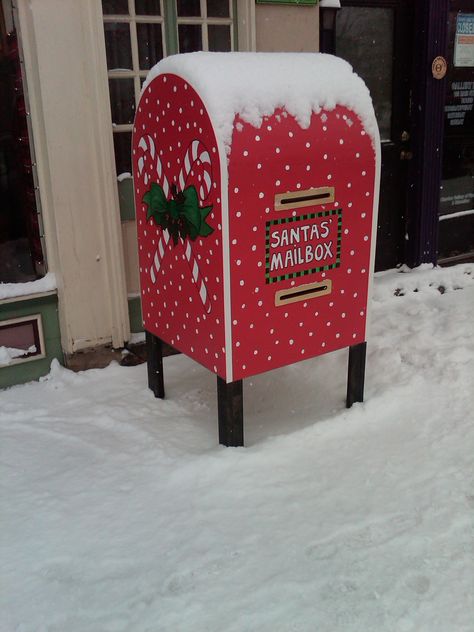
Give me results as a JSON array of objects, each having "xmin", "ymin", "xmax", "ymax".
[{"xmin": 1, "ymin": 265, "xmax": 473, "ymax": 632}]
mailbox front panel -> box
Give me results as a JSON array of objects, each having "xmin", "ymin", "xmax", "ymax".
[
  {"xmin": 228, "ymin": 107, "xmax": 376, "ymax": 381},
  {"xmin": 133, "ymin": 75, "xmax": 226, "ymax": 376}
]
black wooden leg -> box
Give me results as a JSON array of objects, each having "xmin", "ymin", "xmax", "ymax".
[
  {"xmin": 346, "ymin": 342, "xmax": 367, "ymax": 408},
  {"xmin": 146, "ymin": 331, "xmax": 165, "ymax": 399},
  {"xmin": 217, "ymin": 377, "xmax": 244, "ymax": 447}
]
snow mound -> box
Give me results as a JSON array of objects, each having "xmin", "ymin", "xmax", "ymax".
[
  {"xmin": 0, "ymin": 272, "xmax": 57, "ymax": 300},
  {"xmin": 1, "ymin": 265, "xmax": 473, "ymax": 631},
  {"xmin": 142, "ymin": 52, "xmax": 378, "ymax": 153}
]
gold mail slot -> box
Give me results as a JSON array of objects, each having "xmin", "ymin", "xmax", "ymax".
[
  {"xmin": 275, "ymin": 279, "xmax": 332, "ymax": 306},
  {"xmin": 274, "ymin": 187, "xmax": 335, "ymax": 211}
]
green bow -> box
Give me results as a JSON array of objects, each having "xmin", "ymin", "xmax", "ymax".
[{"xmin": 143, "ymin": 182, "xmax": 214, "ymax": 246}]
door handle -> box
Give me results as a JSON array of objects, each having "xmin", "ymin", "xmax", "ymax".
[{"xmin": 400, "ymin": 150, "xmax": 413, "ymax": 161}]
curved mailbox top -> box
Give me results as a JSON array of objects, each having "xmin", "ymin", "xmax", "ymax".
[{"xmin": 142, "ymin": 52, "xmax": 379, "ymax": 155}]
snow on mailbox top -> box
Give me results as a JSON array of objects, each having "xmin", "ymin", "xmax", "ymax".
[{"xmin": 142, "ymin": 52, "xmax": 378, "ymax": 154}]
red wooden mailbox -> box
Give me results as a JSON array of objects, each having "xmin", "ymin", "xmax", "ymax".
[{"xmin": 132, "ymin": 53, "xmax": 380, "ymax": 446}]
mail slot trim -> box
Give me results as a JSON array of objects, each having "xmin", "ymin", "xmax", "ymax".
[
  {"xmin": 274, "ymin": 187, "xmax": 335, "ymax": 211},
  {"xmin": 275, "ymin": 279, "xmax": 333, "ymax": 306}
]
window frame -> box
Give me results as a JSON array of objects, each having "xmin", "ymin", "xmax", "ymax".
[{"xmin": 102, "ymin": 0, "xmax": 240, "ymax": 219}]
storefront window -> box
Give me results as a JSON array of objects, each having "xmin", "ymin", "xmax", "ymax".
[
  {"xmin": 0, "ymin": 5, "xmax": 45, "ymax": 283},
  {"xmin": 439, "ymin": 8, "xmax": 474, "ymax": 260},
  {"xmin": 335, "ymin": 6, "xmax": 394, "ymax": 142}
]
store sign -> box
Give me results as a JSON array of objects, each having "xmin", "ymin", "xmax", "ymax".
[
  {"xmin": 454, "ymin": 14, "xmax": 474, "ymax": 67},
  {"xmin": 432, "ymin": 56, "xmax": 447, "ymax": 80},
  {"xmin": 444, "ymin": 80, "xmax": 474, "ymax": 127}
]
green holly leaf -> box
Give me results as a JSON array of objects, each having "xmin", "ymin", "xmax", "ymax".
[
  {"xmin": 143, "ymin": 183, "xmax": 168, "ymax": 220},
  {"xmin": 198, "ymin": 206, "xmax": 214, "ymax": 237},
  {"xmin": 181, "ymin": 186, "xmax": 202, "ymax": 232}
]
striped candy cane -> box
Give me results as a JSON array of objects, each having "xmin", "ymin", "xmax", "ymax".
[
  {"xmin": 178, "ymin": 139, "xmax": 212, "ymax": 201},
  {"xmin": 176, "ymin": 139, "xmax": 213, "ymax": 313},
  {"xmin": 137, "ymin": 135, "xmax": 170, "ymax": 284},
  {"xmin": 137, "ymin": 136, "xmax": 213, "ymax": 312}
]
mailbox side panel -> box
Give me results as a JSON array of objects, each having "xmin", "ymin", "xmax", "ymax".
[
  {"xmin": 228, "ymin": 107, "xmax": 376, "ymax": 381},
  {"xmin": 133, "ymin": 75, "xmax": 226, "ymax": 377}
]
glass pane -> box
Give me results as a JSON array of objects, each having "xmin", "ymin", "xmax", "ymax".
[
  {"xmin": 208, "ymin": 25, "xmax": 231, "ymax": 51},
  {"xmin": 102, "ymin": 0, "xmax": 129, "ymax": 14},
  {"xmin": 0, "ymin": 29, "xmax": 44, "ymax": 282},
  {"xmin": 104, "ymin": 22, "xmax": 132, "ymax": 71},
  {"xmin": 108, "ymin": 78, "xmax": 135, "ymax": 124},
  {"xmin": 177, "ymin": 0, "xmax": 200, "ymax": 17},
  {"xmin": 336, "ymin": 7, "xmax": 394, "ymax": 141},
  {"xmin": 0, "ymin": 322, "xmax": 36, "ymax": 353},
  {"xmin": 178, "ymin": 24, "xmax": 202, "ymax": 53},
  {"xmin": 137, "ymin": 23, "xmax": 163, "ymax": 69},
  {"xmin": 113, "ymin": 132, "xmax": 132, "ymax": 177},
  {"xmin": 207, "ymin": 0, "xmax": 229, "ymax": 18},
  {"xmin": 135, "ymin": 0, "xmax": 161, "ymax": 15}
]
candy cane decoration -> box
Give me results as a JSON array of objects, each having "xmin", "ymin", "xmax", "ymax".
[
  {"xmin": 176, "ymin": 140, "xmax": 213, "ymax": 313},
  {"xmin": 137, "ymin": 135, "xmax": 213, "ymax": 312},
  {"xmin": 179, "ymin": 139, "xmax": 212, "ymax": 201},
  {"xmin": 137, "ymin": 135, "xmax": 170, "ymax": 284}
]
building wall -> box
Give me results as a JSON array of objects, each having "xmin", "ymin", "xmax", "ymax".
[
  {"xmin": 17, "ymin": 0, "xmax": 130, "ymax": 354},
  {"xmin": 255, "ymin": 3, "xmax": 319, "ymax": 52}
]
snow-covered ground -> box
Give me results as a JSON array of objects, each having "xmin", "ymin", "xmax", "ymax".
[{"xmin": 1, "ymin": 264, "xmax": 473, "ymax": 632}]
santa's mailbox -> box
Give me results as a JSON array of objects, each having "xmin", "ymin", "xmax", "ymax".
[{"xmin": 132, "ymin": 53, "xmax": 380, "ymax": 446}]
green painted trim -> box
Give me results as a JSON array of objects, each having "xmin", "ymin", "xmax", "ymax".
[
  {"xmin": 163, "ymin": 0, "xmax": 179, "ymax": 55},
  {"xmin": 233, "ymin": 0, "xmax": 239, "ymax": 50},
  {"xmin": 118, "ymin": 177, "xmax": 135, "ymax": 221},
  {"xmin": 128, "ymin": 296, "xmax": 143, "ymax": 334},
  {"xmin": 256, "ymin": 0, "xmax": 318, "ymax": 4},
  {"xmin": 0, "ymin": 293, "xmax": 64, "ymax": 389}
]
